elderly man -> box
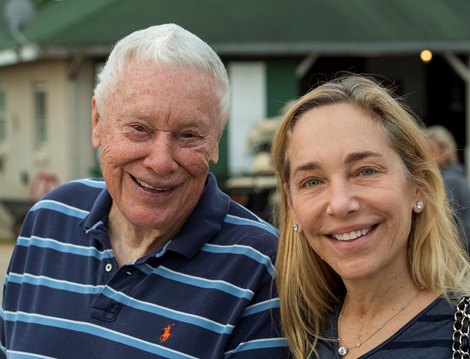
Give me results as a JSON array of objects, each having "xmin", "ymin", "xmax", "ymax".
[{"xmin": 1, "ymin": 24, "xmax": 287, "ymax": 358}]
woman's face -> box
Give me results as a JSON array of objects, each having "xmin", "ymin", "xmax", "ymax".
[{"xmin": 285, "ymin": 103, "xmax": 421, "ymax": 282}]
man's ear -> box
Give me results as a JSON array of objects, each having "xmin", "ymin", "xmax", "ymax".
[
  {"xmin": 91, "ymin": 97, "xmax": 101, "ymax": 149},
  {"xmin": 209, "ymin": 127, "xmax": 224, "ymax": 164},
  {"xmin": 209, "ymin": 142, "xmax": 219, "ymax": 164}
]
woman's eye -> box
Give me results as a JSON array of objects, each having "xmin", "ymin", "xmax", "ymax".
[
  {"xmin": 360, "ymin": 168, "xmax": 376, "ymax": 176},
  {"xmin": 304, "ymin": 178, "xmax": 321, "ymax": 187}
]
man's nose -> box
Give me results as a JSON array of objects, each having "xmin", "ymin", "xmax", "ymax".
[{"xmin": 142, "ymin": 133, "xmax": 178, "ymax": 173}]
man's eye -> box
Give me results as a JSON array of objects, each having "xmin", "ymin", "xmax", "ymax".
[
  {"xmin": 131, "ymin": 125, "xmax": 147, "ymax": 132},
  {"xmin": 181, "ymin": 132, "xmax": 197, "ymax": 138},
  {"xmin": 179, "ymin": 131, "xmax": 204, "ymax": 141}
]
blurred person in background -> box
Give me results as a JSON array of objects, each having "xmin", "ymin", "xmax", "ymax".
[
  {"xmin": 0, "ymin": 23, "xmax": 287, "ymax": 359},
  {"xmin": 426, "ymin": 125, "xmax": 470, "ymax": 250},
  {"xmin": 271, "ymin": 74, "xmax": 470, "ymax": 358}
]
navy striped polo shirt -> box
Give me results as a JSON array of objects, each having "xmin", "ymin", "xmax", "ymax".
[{"xmin": 1, "ymin": 173, "xmax": 289, "ymax": 358}]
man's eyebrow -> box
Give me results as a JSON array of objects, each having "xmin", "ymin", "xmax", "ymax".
[
  {"xmin": 128, "ymin": 110, "xmax": 209, "ymax": 128},
  {"xmin": 127, "ymin": 111, "xmax": 152, "ymax": 121}
]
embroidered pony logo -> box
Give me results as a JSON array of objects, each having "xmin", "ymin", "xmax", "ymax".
[{"xmin": 160, "ymin": 323, "xmax": 175, "ymax": 342}]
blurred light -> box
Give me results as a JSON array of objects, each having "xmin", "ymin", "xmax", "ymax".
[
  {"xmin": 0, "ymin": 49, "xmax": 18, "ymax": 66},
  {"xmin": 20, "ymin": 44, "xmax": 39, "ymax": 61},
  {"xmin": 420, "ymin": 50, "xmax": 433, "ymax": 63}
]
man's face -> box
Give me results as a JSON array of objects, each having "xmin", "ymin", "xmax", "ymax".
[{"xmin": 91, "ymin": 60, "xmax": 221, "ymax": 234}]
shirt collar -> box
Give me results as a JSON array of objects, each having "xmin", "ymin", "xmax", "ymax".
[
  {"xmin": 166, "ymin": 173, "xmax": 229, "ymax": 258},
  {"xmin": 80, "ymin": 173, "xmax": 230, "ymax": 259}
]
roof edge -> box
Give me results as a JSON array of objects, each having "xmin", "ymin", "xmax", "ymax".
[
  {"xmin": 1, "ymin": 41, "xmax": 470, "ymax": 68},
  {"xmin": 212, "ymin": 41, "xmax": 470, "ymax": 56}
]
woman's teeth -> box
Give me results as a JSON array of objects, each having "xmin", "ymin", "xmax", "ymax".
[{"xmin": 332, "ymin": 227, "xmax": 372, "ymax": 241}]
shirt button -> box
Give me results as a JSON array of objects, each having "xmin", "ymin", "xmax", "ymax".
[{"xmin": 105, "ymin": 263, "xmax": 113, "ymax": 272}]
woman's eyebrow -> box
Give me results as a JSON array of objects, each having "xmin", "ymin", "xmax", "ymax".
[
  {"xmin": 344, "ymin": 151, "xmax": 383, "ymax": 164},
  {"xmin": 292, "ymin": 161, "xmax": 321, "ymax": 177}
]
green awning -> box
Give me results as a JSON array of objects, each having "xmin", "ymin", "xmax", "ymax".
[{"xmin": 1, "ymin": 0, "xmax": 470, "ymax": 56}]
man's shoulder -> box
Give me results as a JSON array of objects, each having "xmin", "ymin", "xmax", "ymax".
[
  {"xmin": 44, "ymin": 178, "xmax": 106, "ymax": 198},
  {"xmin": 216, "ymin": 199, "xmax": 279, "ymax": 255},
  {"xmin": 37, "ymin": 178, "xmax": 107, "ymax": 211},
  {"xmin": 226, "ymin": 200, "xmax": 277, "ymax": 232}
]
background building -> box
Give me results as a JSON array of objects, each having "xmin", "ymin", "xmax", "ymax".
[{"xmin": 0, "ymin": 0, "xmax": 470, "ymax": 236}]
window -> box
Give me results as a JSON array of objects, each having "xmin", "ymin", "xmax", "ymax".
[{"xmin": 34, "ymin": 82, "xmax": 47, "ymax": 146}]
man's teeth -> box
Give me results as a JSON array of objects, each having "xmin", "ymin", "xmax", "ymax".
[
  {"xmin": 136, "ymin": 179, "xmax": 160, "ymax": 190},
  {"xmin": 332, "ymin": 227, "xmax": 372, "ymax": 241}
]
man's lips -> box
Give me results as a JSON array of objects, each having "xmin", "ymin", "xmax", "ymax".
[{"xmin": 132, "ymin": 175, "xmax": 172, "ymax": 193}]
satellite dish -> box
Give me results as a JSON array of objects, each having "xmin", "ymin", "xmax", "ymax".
[{"xmin": 4, "ymin": 0, "xmax": 36, "ymax": 32}]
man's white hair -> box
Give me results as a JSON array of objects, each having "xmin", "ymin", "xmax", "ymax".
[{"xmin": 94, "ymin": 23, "xmax": 230, "ymax": 126}]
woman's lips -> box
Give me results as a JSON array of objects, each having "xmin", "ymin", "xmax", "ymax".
[{"xmin": 331, "ymin": 226, "xmax": 373, "ymax": 241}]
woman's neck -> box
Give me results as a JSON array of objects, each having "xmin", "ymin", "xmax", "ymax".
[{"xmin": 337, "ymin": 276, "xmax": 440, "ymax": 358}]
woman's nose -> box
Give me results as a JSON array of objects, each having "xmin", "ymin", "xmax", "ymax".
[{"xmin": 325, "ymin": 180, "xmax": 360, "ymax": 217}]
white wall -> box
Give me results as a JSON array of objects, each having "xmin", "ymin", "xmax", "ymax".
[
  {"xmin": 227, "ymin": 62, "xmax": 266, "ymax": 175},
  {"xmin": 0, "ymin": 59, "xmax": 95, "ymax": 201},
  {"xmin": 66, "ymin": 61, "xmax": 95, "ymax": 180}
]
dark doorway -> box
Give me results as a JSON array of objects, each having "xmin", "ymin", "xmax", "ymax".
[
  {"xmin": 299, "ymin": 54, "xmax": 467, "ymax": 163},
  {"xmin": 424, "ymin": 55, "xmax": 466, "ymax": 163}
]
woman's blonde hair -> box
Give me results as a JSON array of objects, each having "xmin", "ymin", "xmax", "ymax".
[{"xmin": 271, "ymin": 74, "xmax": 470, "ymax": 359}]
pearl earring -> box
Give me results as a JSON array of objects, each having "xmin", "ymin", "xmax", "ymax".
[
  {"xmin": 293, "ymin": 224, "xmax": 299, "ymax": 232},
  {"xmin": 416, "ymin": 201, "xmax": 424, "ymax": 211}
]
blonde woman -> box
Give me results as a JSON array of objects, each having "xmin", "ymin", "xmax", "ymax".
[{"xmin": 271, "ymin": 74, "xmax": 470, "ymax": 358}]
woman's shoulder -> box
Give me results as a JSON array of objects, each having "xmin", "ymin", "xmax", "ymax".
[
  {"xmin": 315, "ymin": 297, "xmax": 455, "ymax": 359},
  {"xmin": 364, "ymin": 296, "xmax": 453, "ymax": 358}
]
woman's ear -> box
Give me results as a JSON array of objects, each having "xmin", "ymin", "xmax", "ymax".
[
  {"xmin": 412, "ymin": 187, "xmax": 425, "ymax": 213},
  {"xmin": 283, "ymin": 181, "xmax": 303, "ymax": 234}
]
